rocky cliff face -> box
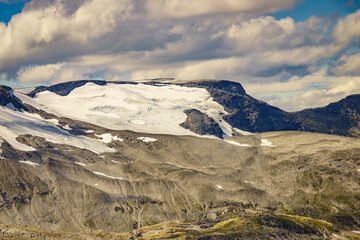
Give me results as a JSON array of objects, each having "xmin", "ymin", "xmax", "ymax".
[
  {"xmin": 180, "ymin": 109, "xmax": 225, "ymax": 138},
  {"xmin": 295, "ymin": 94, "xmax": 360, "ymax": 136},
  {"xmin": 0, "ymin": 85, "xmax": 28, "ymax": 111},
  {"xmin": 183, "ymin": 80, "xmax": 360, "ymax": 136}
]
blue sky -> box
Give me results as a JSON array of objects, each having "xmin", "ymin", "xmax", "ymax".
[
  {"xmin": 0, "ymin": 0, "xmax": 360, "ymax": 111},
  {"xmin": 272, "ymin": 0, "xmax": 360, "ymax": 21},
  {"xmin": 0, "ymin": 0, "xmax": 29, "ymax": 23},
  {"xmin": 2, "ymin": 0, "xmax": 358, "ymax": 24}
]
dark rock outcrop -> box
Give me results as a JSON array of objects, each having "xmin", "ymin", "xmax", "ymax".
[
  {"xmin": 182, "ymin": 80, "xmax": 360, "ymax": 136},
  {"xmin": 180, "ymin": 109, "xmax": 225, "ymax": 138},
  {"xmin": 27, "ymin": 80, "xmax": 107, "ymax": 97},
  {"xmin": 295, "ymin": 94, "xmax": 360, "ymax": 136},
  {"xmin": 0, "ymin": 85, "xmax": 28, "ymax": 111},
  {"xmin": 181, "ymin": 80, "xmax": 300, "ymax": 133}
]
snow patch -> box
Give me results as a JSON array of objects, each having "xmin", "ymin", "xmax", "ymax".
[
  {"xmin": 137, "ymin": 137, "xmax": 157, "ymax": 143},
  {"xmin": 352, "ymin": 231, "xmax": 360, "ymax": 234},
  {"xmin": 164, "ymin": 162, "xmax": 195, "ymax": 170},
  {"xmin": 225, "ymin": 140, "xmax": 251, "ymax": 147},
  {"xmin": 45, "ymin": 118, "xmax": 59, "ymax": 125},
  {"xmin": 111, "ymin": 160, "xmax": 120, "ymax": 163},
  {"xmin": 131, "ymin": 119, "xmax": 145, "ymax": 125},
  {"xmin": 357, "ymin": 169, "xmax": 360, "ymax": 172},
  {"xmin": 85, "ymin": 129, "xmax": 94, "ymax": 133},
  {"xmin": 93, "ymin": 171, "xmax": 123, "ymax": 180},
  {"xmin": 95, "ymin": 133, "xmax": 123, "ymax": 143},
  {"xmin": 216, "ymin": 185, "xmax": 223, "ymax": 189},
  {"xmin": 19, "ymin": 83, "xmax": 241, "ymax": 138},
  {"xmin": 260, "ymin": 139, "xmax": 274, "ymax": 147},
  {"xmin": 15, "ymin": 87, "xmax": 36, "ymax": 94},
  {"xmin": 234, "ymin": 128, "xmax": 253, "ymax": 136},
  {"xmin": 75, "ymin": 162, "xmax": 87, "ymax": 166},
  {"xmin": 62, "ymin": 124, "xmax": 72, "ymax": 131},
  {"xmin": 0, "ymin": 107, "xmax": 114, "ymax": 153},
  {"xmin": 0, "ymin": 125, "xmax": 36, "ymax": 151},
  {"xmin": 19, "ymin": 161, "xmax": 39, "ymax": 167},
  {"xmin": 244, "ymin": 181, "xmax": 254, "ymax": 184}
]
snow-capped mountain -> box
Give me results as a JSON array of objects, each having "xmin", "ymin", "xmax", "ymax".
[
  {"xmin": 15, "ymin": 79, "xmax": 360, "ymax": 139},
  {"xmin": 0, "ymin": 79, "xmax": 360, "ymax": 239}
]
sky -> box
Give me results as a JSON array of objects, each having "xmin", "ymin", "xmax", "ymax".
[{"xmin": 0, "ymin": 0, "xmax": 360, "ymax": 111}]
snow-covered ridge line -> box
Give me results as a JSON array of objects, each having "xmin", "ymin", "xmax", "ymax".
[
  {"xmin": 93, "ymin": 171, "xmax": 123, "ymax": 180},
  {"xmin": 16, "ymin": 83, "xmax": 249, "ymax": 139}
]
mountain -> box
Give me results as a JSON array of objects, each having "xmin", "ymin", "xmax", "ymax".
[
  {"xmin": 24, "ymin": 79, "xmax": 360, "ymax": 137},
  {"xmin": 0, "ymin": 79, "xmax": 360, "ymax": 239},
  {"xmin": 295, "ymin": 94, "xmax": 360, "ymax": 136}
]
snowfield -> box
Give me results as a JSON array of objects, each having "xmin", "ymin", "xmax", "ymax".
[
  {"xmin": 137, "ymin": 137, "xmax": 157, "ymax": 143},
  {"xmin": 260, "ymin": 139, "xmax": 274, "ymax": 147},
  {"xmin": 95, "ymin": 133, "xmax": 123, "ymax": 143},
  {"xmin": 0, "ymin": 106, "xmax": 115, "ymax": 153},
  {"xmin": 16, "ymin": 83, "xmax": 237, "ymax": 138},
  {"xmin": 225, "ymin": 140, "xmax": 251, "ymax": 147}
]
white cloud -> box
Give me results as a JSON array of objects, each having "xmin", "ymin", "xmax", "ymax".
[
  {"xmin": 264, "ymin": 70, "xmax": 360, "ymax": 111},
  {"xmin": 245, "ymin": 69, "xmax": 330, "ymax": 95},
  {"xmin": 0, "ymin": 73, "xmax": 7, "ymax": 80},
  {"xmin": 332, "ymin": 9, "xmax": 360, "ymax": 44},
  {"xmin": 17, "ymin": 63, "xmax": 65, "ymax": 82},
  {"xmin": 0, "ymin": 0, "xmax": 359, "ymax": 113},
  {"xmin": 331, "ymin": 51, "xmax": 360, "ymax": 75},
  {"xmin": 144, "ymin": 0, "xmax": 298, "ymax": 18},
  {"xmin": 0, "ymin": 0, "xmax": 138, "ymax": 71}
]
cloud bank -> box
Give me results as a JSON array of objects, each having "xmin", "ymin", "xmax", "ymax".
[{"xmin": 0, "ymin": 0, "xmax": 359, "ymax": 111}]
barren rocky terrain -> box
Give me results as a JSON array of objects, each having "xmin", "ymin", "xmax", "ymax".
[{"xmin": 1, "ymin": 80, "xmax": 360, "ymax": 239}]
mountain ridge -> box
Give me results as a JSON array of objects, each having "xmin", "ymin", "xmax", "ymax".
[
  {"xmin": 18, "ymin": 79, "xmax": 360, "ymax": 137},
  {"xmin": 0, "ymin": 79, "xmax": 360, "ymax": 238}
]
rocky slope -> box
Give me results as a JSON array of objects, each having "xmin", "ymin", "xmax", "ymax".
[
  {"xmin": 1, "ymin": 127, "xmax": 360, "ymax": 238},
  {"xmin": 0, "ymin": 80, "xmax": 360, "ymax": 239},
  {"xmin": 183, "ymin": 80, "xmax": 360, "ymax": 137}
]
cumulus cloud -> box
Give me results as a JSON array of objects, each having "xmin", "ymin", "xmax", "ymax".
[
  {"xmin": 331, "ymin": 51, "xmax": 360, "ymax": 76},
  {"xmin": 332, "ymin": 9, "xmax": 360, "ymax": 44},
  {"xmin": 59, "ymin": 15, "xmax": 338, "ymax": 84},
  {"xmin": 0, "ymin": 0, "xmax": 159, "ymax": 72},
  {"xmin": 17, "ymin": 63, "xmax": 65, "ymax": 82},
  {"xmin": 263, "ymin": 70, "xmax": 360, "ymax": 111},
  {"xmin": 0, "ymin": 0, "xmax": 360, "ymax": 110},
  {"xmin": 144, "ymin": 0, "xmax": 298, "ymax": 18}
]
